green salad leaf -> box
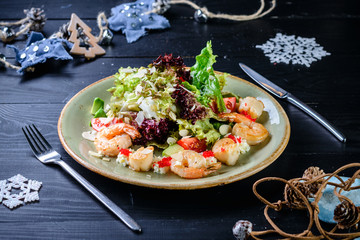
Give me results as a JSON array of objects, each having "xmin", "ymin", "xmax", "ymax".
[
  {"xmin": 190, "ymin": 41, "xmax": 226, "ymax": 112},
  {"xmin": 177, "ymin": 119, "xmax": 221, "ymax": 146}
]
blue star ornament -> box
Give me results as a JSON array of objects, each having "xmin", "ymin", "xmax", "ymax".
[
  {"xmin": 108, "ymin": 0, "xmax": 170, "ymax": 43},
  {"xmin": 8, "ymin": 32, "xmax": 73, "ymax": 73}
]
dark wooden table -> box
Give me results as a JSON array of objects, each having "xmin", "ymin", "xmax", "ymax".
[{"xmin": 1, "ymin": 0, "xmax": 359, "ymax": 239}]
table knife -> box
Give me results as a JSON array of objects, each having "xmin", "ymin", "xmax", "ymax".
[{"xmin": 239, "ymin": 63, "xmax": 346, "ymax": 142}]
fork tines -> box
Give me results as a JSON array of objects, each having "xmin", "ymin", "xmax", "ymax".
[{"xmin": 22, "ymin": 124, "xmax": 52, "ymax": 155}]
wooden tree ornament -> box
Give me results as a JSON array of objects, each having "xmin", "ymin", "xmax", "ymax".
[{"xmin": 67, "ymin": 13, "xmax": 105, "ymax": 59}]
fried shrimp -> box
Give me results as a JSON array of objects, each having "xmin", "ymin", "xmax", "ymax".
[
  {"xmin": 170, "ymin": 150, "xmax": 221, "ymax": 179},
  {"xmin": 94, "ymin": 123, "xmax": 141, "ymax": 157},
  {"xmin": 212, "ymin": 138, "xmax": 241, "ymax": 166},
  {"xmin": 220, "ymin": 112, "xmax": 269, "ymax": 145},
  {"xmin": 129, "ymin": 146, "xmax": 154, "ymax": 171},
  {"xmin": 238, "ymin": 97, "xmax": 264, "ymax": 119}
]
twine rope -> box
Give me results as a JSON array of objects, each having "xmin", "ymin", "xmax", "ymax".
[
  {"xmin": 152, "ymin": 0, "xmax": 276, "ymax": 21},
  {"xmin": 96, "ymin": 12, "xmax": 109, "ymax": 42},
  {"xmin": 0, "ymin": 17, "xmax": 29, "ymax": 26},
  {"xmin": 250, "ymin": 163, "xmax": 360, "ymax": 240},
  {"xmin": 0, "ymin": 16, "xmax": 37, "ymax": 71},
  {"xmin": 0, "ymin": 17, "xmax": 33, "ymax": 42},
  {"xmin": 0, "ymin": 58, "xmax": 20, "ymax": 70},
  {"xmin": 0, "ymin": 57, "xmax": 34, "ymax": 72}
]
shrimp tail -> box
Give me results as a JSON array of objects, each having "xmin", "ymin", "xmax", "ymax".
[
  {"xmin": 219, "ymin": 113, "xmax": 238, "ymax": 122},
  {"xmin": 122, "ymin": 124, "xmax": 141, "ymax": 139}
]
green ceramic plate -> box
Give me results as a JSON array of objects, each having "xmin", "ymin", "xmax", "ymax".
[{"xmin": 58, "ymin": 73, "xmax": 290, "ymax": 190}]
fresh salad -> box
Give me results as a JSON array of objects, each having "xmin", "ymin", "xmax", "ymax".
[{"xmin": 82, "ymin": 41, "xmax": 269, "ymax": 179}]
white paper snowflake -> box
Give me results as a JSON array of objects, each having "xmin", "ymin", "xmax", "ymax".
[
  {"xmin": 0, "ymin": 174, "xmax": 42, "ymax": 209},
  {"xmin": 256, "ymin": 33, "xmax": 331, "ymax": 67}
]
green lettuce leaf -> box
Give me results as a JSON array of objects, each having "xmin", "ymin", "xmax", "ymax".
[
  {"xmin": 190, "ymin": 41, "xmax": 226, "ymax": 112},
  {"xmin": 176, "ymin": 119, "xmax": 221, "ymax": 146}
]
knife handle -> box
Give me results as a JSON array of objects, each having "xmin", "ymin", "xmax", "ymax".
[{"xmin": 286, "ymin": 93, "xmax": 346, "ymax": 142}]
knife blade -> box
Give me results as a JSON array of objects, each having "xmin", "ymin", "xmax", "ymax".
[{"xmin": 239, "ymin": 63, "xmax": 346, "ymax": 142}]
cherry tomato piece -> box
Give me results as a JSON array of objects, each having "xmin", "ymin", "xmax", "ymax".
[
  {"xmin": 223, "ymin": 97, "xmax": 237, "ymax": 113},
  {"xmin": 177, "ymin": 137, "xmax": 207, "ymax": 153},
  {"xmin": 91, "ymin": 118, "xmax": 123, "ymax": 132}
]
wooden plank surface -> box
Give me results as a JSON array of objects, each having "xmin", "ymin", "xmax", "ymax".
[{"xmin": 1, "ymin": 0, "xmax": 359, "ymax": 239}]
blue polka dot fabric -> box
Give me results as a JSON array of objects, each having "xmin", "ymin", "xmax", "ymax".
[
  {"xmin": 8, "ymin": 32, "xmax": 73, "ymax": 74},
  {"xmin": 108, "ymin": 0, "xmax": 170, "ymax": 43}
]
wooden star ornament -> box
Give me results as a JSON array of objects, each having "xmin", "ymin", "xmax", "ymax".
[{"xmin": 67, "ymin": 13, "xmax": 105, "ymax": 59}]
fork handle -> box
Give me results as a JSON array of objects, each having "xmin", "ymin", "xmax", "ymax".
[{"xmin": 55, "ymin": 160, "xmax": 141, "ymax": 232}]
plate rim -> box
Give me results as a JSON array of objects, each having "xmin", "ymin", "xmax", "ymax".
[{"xmin": 58, "ymin": 73, "xmax": 290, "ymax": 190}]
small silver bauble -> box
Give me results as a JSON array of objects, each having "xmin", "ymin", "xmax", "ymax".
[
  {"xmin": 0, "ymin": 53, "xmax": 6, "ymax": 68},
  {"xmin": 43, "ymin": 46, "xmax": 50, "ymax": 52},
  {"xmin": 20, "ymin": 53, "xmax": 27, "ymax": 59},
  {"xmin": 33, "ymin": 45, "xmax": 39, "ymax": 52},
  {"xmin": 0, "ymin": 26, "xmax": 16, "ymax": 42},
  {"xmin": 233, "ymin": 220, "xmax": 252, "ymax": 240},
  {"xmin": 100, "ymin": 29, "xmax": 113, "ymax": 46},
  {"xmin": 194, "ymin": 9, "xmax": 208, "ymax": 23}
]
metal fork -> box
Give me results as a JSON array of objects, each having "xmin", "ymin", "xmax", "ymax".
[{"xmin": 22, "ymin": 124, "xmax": 141, "ymax": 232}]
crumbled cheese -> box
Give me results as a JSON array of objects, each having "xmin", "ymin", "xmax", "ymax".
[
  {"xmin": 135, "ymin": 111, "xmax": 145, "ymax": 125},
  {"xmin": 102, "ymin": 157, "xmax": 111, "ymax": 162},
  {"xmin": 89, "ymin": 151, "xmax": 103, "ymax": 158},
  {"xmin": 119, "ymin": 102, "xmax": 129, "ymax": 112},
  {"xmin": 153, "ymin": 164, "xmax": 169, "ymax": 174},
  {"xmin": 146, "ymin": 175, "xmax": 152, "ymax": 179},
  {"xmin": 136, "ymin": 96, "xmax": 144, "ymax": 105},
  {"xmin": 132, "ymin": 68, "xmax": 147, "ymax": 78},
  {"xmin": 237, "ymin": 141, "xmax": 250, "ymax": 154},
  {"xmin": 116, "ymin": 154, "xmax": 129, "ymax": 167},
  {"xmin": 139, "ymin": 97, "xmax": 157, "ymax": 119}
]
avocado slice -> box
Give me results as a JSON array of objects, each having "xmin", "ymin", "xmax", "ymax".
[
  {"xmin": 162, "ymin": 144, "xmax": 184, "ymax": 157},
  {"xmin": 91, "ymin": 97, "xmax": 105, "ymax": 115},
  {"xmin": 94, "ymin": 107, "xmax": 107, "ymax": 118}
]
